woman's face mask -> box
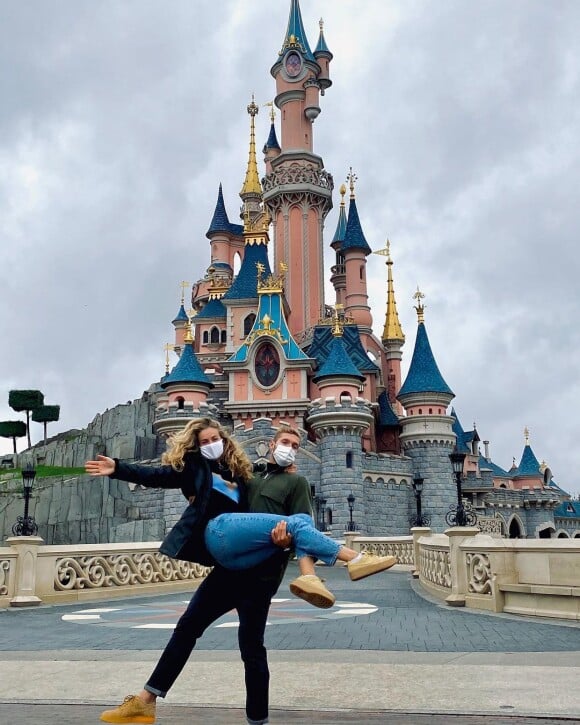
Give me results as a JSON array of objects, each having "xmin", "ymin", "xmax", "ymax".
[
  {"xmin": 273, "ymin": 444, "xmax": 296, "ymax": 468},
  {"xmin": 200, "ymin": 439, "xmax": 224, "ymax": 461}
]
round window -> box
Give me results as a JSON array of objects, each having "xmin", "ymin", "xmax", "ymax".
[{"xmin": 254, "ymin": 342, "xmax": 280, "ymax": 387}]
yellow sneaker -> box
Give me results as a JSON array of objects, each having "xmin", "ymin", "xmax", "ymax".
[
  {"xmin": 100, "ymin": 695, "xmax": 156, "ymax": 724},
  {"xmin": 347, "ymin": 553, "xmax": 397, "ymax": 581},
  {"xmin": 289, "ymin": 574, "xmax": 336, "ymax": 609}
]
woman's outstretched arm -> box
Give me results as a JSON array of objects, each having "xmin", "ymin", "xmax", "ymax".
[{"xmin": 85, "ymin": 455, "xmax": 182, "ymax": 489}]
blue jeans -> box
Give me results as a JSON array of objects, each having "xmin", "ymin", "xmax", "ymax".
[{"xmin": 204, "ymin": 512, "xmax": 341, "ymax": 569}]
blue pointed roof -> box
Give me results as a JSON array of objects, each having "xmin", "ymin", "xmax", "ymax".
[
  {"xmin": 451, "ymin": 409, "xmax": 471, "ymax": 453},
  {"xmin": 314, "ymin": 26, "xmax": 332, "ymax": 57},
  {"xmin": 341, "ymin": 197, "xmax": 372, "ymax": 255},
  {"xmin": 398, "ymin": 322, "xmax": 454, "ymax": 397},
  {"xmin": 515, "ymin": 443, "xmax": 541, "ymax": 477},
  {"xmin": 161, "ymin": 343, "xmax": 212, "ymax": 388},
  {"xmin": 195, "ymin": 298, "xmax": 226, "ymax": 320},
  {"xmin": 206, "ymin": 184, "xmax": 244, "ymax": 239},
  {"xmin": 331, "ymin": 202, "xmax": 347, "ymax": 249},
  {"xmin": 554, "ymin": 499, "xmax": 580, "ymax": 518},
  {"xmin": 313, "ymin": 335, "xmax": 364, "ymax": 382},
  {"xmin": 280, "ymin": 0, "xmax": 316, "ymax": 62},
  {"xmin": 306, "ymin": 324, "xmax": 380, "ymax": 374},
  {"xmin": 172, "ymin": 304, "xmax": 189, "ymax": 324},
  {"xmin": 478, "ymin": 455, "xmax": 510, "ymax": 478},
  {"xmin": 378, "ymin": 391, "xmax": 400, "ymax": 426},
  {"xmin": 223, "ymin": 244, "xmax": 271, "ymax": 301},
  {"xmin": 265, "ymin": 122, "xmax": 280, "ymax": 151},
  {"xmin": 228, "ymin": 289, "xmax": 309, "ymax": 364}
]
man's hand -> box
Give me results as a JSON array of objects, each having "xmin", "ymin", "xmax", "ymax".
[{"xmin": 271, "ymin": 520, "xmax": 293, "ymax": 549}]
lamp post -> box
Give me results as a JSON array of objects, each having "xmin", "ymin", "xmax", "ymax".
[
  {"xmin": 410, "ymin": 476, "xmax": 430, "ymax": 527},
  {"xmin": 446, "ymin": 448, "xmax": 477, "ymax": 527},
  {"xmin": 346, "ymin": 493, "xmax": 356, "ymax": 532},
  {"xmin": 314, "ymin": 495, "xmax": 327, "ymax": 531},
  {"xmin": 12, "ymin": 461, "xmax": 39, "ymax": 536}
]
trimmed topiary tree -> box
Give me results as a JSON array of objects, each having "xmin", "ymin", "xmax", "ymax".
[
  {"xmin": 32, "ymin": 404, "xmax": 61, "ymax": 446},
  {"xmin": 8, "ymin": 390, "xmax": 44, "ymax": 448},
  {"xmin": 0, "ymin": 420, "xmax": 28, "ymax": 454}
]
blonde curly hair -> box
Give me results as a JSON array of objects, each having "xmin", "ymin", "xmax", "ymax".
[{"xmin": 162, "ymin": 417, "xmax": 253, "ymax": 481}]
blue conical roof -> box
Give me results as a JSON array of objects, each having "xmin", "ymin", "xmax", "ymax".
[
  {"xmin": 331, "ymin": 202, "xmax": 347, "ymax": 248},
  {"xmin": 206, "ymin": 184, "xmax": 230, "ymax": 237},
  {"xmin": 398, "ymin": 322, "xmax": 453, "ymax": 397},
  {"xmin": 341, "ymin": 197, "xmax": 372, "ymax": 255},
  {"xmin": 313, "ymin": 335, "xmax": 364, "ymax": 382},
  {"xmin": 172, "ymin": 304, "xmax": 189, "ymax": 324},
  {"xmin": 451, "ymin": 409, "xmax": 470, "ymax": 453},
  {"xmin": 265, "ymin": 122, "xmax": 280, "ymax": 151},
  {"xmin": 161, "ymin": 343, "xmax": 212, "ymax": 388},
  {"xmin": 280, "ymin": 0, "xmax": 316, "ymax": 62},
  {"xmin": 378, "ymin": 391, "xmax": 400, "ymax": 426},
  {"xmin": 515, "ymin": 443, "xmax": 541, "ymax": 477},
  {"xmin": 223, "ymin": 244, "xmax": 271, "ymax": 301},
  {"xmin": 314, "ymin": 26, "xmax": 332, "ymax": 57},
  {"xmin": 478, "ymin": 455, "xmax": 510, "ymax": 478}
]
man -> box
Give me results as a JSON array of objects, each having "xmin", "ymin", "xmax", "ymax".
[{"xmin": 100, "ymin": 425, "xmax": 313, "ymax": 725}]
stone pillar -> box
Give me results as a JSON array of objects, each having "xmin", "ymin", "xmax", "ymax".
[
  {"xmin": 7, "ymin": 536, "xmax": 44, "ymax": 607},
  {"xmin": 343, "ymin": 531, "xmax": 361, "ymax": 551},
  {"xmin": 444, "ymin": 527, "xmax": 479, "ymax": 607},
  {"xmin": 410, "ymin": 526, "xmax": 432, "ymax": 578}
]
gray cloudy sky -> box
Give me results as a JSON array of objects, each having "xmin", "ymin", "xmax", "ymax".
[{"xmin": 1, "ymin": 1, "xmax": 579, "ymax": 495}]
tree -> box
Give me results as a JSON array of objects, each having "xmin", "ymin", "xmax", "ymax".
[
  {"xmin": 0, "ymin": 420, "xmax": 27, "ymax": 454},
  {"xmin": 8, "ymin": 390, "xmax": 44, "ymax": 448},
  {"xmin": 32, "ymin": 405, "xmax": 61, "ymax": 446}
]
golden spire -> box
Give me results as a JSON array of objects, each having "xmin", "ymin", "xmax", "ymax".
[
  {"xmin": 164, "ymin": 343, "xmax": 173, "ymax": 374},
  {"xmin": 413, "ymin": 286, "xmax": 426, "ymax": 323},
  {"xmin": 183, "ymin": 320, "xmax": 194, "ymax": 344},
  {"xmin": 180, "ymin": 281, "xmax": 190, "ymax": 305},
  {"xmin": 524, "ymin": 426, "xmax": 530, "ymax": 445},
  {"xmin": 339, "ymin": 183, "xmax": 346, "ymax": 207},
  {"xmin": 240, "ymin": 95, "xmax": 262, "ymax": 197},
  {"xmin": 331, "ymin": 304, "xmax": 344, "ymax": 337},
  {"xmin": 346, "ymin": 167, "xmax": 357, "ymax": 199},
  {"xmin": 375, "ymin": 240, "xmax": 405, "ymax": 343}
]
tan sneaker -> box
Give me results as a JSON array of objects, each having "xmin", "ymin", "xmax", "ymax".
[
  {"xmin": 289, "ymin": 574, "xmax": 336, "ymax": 609},
  {"xmin": 100, "ymin": 695, "xmax": 156, "ymax": 724},
  {"xmin": 348, "ymin": 553, "xmax": 397, "ymax": 581}
]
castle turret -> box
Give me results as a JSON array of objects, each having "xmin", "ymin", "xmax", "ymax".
[
  {"xmin": 329, "ymin": 184, "xmax": 347, "ymax": 307},
  {"xmin": 263, "ymin": 102, "xmax": 281, "ymax": 175},
  {"xmin": 342, "ymin": 171, "xmax": 373, "ymax": 331},
  {"xmin": 313, "ymin": 18, "xmax": 333, "ymax": 94},
  {"xmin": 397, "ymin": 290, "xmax": 457, "ymax": 530},
  {"xmin": 512, "ymin": 427, "xmax": 544, "ymax": 490},
  {"xmin": 240, "ymin": 97, "xmax": 263, "ymax": 222},
  {"xmin": 264, "ymin": 0, "xmax": 333, "ymax": 337},
  {"xmin": 172, "ymin": 292, "xmax": 190, "ymax": 356}
]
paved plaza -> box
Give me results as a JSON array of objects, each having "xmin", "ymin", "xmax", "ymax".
[{"xmin": 1, "ymin": 564, "xmax": 580, "ymax": 723}]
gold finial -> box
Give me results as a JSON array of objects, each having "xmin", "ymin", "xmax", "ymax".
[
  {"xmin": 256, "ymin": 262, "xmax": 266, "ymax": 278},
  {"xmin": 346, "ymin": 168, "xmax": 357, "ymax": 199},
  {"xmin": 375, "ymin": 241, "xmax": 404, "ymax": 342},
  {"xmin": 261, "ymin": 314, "xmax": 272, "ymax": 331},
  {"xmin": 279, "ymin": 261, "xmax": 288, "ymax": 274},
  {"xmin": 187, "ymin": 307, "xmax": 197, "ymax": 320},
  {"xmin": 240, "ymin": 95, "xmax": 262, "ymax": 197},
  {"xmin": 331, "ymin": 304, "xmax": 344, "ymax": 337},
  {"xmin": 339, "ymin": 183, "xmax": 346, "ymax": 206},
  {"xmin": 524, "ymin": 426, "xmax": 530, "ymax": 445},
  {"xmin": 180, "ymin": 281, "xmax": 190, "ymax": 305},
  {"xmin": 264, "ymin": 101, "xmax": 276, "ymax": 123},
  {"xmin": 164, "ymin": 343, "xmax": 173, "ymax": 374},
  {"xmin": 183, "ymin": 320, "xmax": 193, "ymax": 344},
  {"xmin": 413, "ymin": 286, "xmax": 426, "ymax": 323}
]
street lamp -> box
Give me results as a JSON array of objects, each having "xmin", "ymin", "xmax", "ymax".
[
  {"xmin": 410, "ymin": 476, "xmax": 430, "ymax": 527},
  {"xmin": 346, "ymin": 493, "xmax": 356, "ymax": 532},
  {"xmin": 446, "ymin": 448, "xmax": 477, "ymax": 527},
  {"xmin": 12, "ymin": 461, "xmax": 39, "ymax": 536}
]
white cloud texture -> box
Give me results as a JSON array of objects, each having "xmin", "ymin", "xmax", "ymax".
[{"xmin": 1, "ymin": 1, "xmax": 579, "ymax": 494}]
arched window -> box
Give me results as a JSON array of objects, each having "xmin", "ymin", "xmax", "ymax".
[
  {"xmin": 509, "ymin": 518, "xmax": 522, "ymax": 539},
  {"xmin": 254, "ymin": 342, "xmax": 280, "ymax": 387},
  {"xmin": 243, "ymin": 313, "xmax": 256, "ymax": 336},
  {"xmin": 202, "ymin": 331, "xmax": 209, "ymax": 344},
  {"xmin": 346, "ymin": 451, "xmax": 353, "ymax": 469},
  {"xmin": 359, "ymin": 265, "xmax": 364, "ymax": 280},
  {"xmin": 210, "ymin": 326, "xmax": 220, "ymax": 344},
  {"xmin": 220, "ymin": 329, "xmax": 227, "ymax": 344},
  {"xmin": 326, "ymin": 507, "xmax": 333, "ymax": 526},
  {"xmin": 176, "ymin": 397, "xmax": 185, "ymax": 410}
]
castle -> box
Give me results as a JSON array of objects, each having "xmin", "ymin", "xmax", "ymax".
[
  {"xmin": 148, "ymin": 0, "xmax": 576, "ymax": 540},
  {"xmin": 3, "ymin": 0, "xmax": 577, "ymax": 545}
]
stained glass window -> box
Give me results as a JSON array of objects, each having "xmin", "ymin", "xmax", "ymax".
[{"xmin": 254, "ymin": 342, "xmax": 280, "ymax": 387}]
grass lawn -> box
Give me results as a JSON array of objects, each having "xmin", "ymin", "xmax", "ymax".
[{"xmin": 1, "ymin": 465, "xmax": 86, "ymax": 478}]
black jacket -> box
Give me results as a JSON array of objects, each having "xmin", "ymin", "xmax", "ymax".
[{"xmin": 110, "ymin": 452, "xmax": 248, "ymax": 565}]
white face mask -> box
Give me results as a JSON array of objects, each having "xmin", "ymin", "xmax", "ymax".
[
  {"xmin": 200, "ymin": 439, "xmax": 224, "ymax": 461},
  {"xmin": 273, "ymin": 444, "xmax": 296, "ymax": 468}
]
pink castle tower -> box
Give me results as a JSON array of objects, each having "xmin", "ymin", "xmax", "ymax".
[{"xmin": 263, "ymin": 0, "xmax": 334, "ymax": 337}]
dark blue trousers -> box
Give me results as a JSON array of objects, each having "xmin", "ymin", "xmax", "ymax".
[{"xmin": 144, "ymin": 564, "xmax": 277, "ymax": 723}]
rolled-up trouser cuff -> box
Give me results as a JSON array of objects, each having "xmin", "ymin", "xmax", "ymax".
[{"xmin": 144, "ymin": 684, "xmax": 166, "ymax": 698}]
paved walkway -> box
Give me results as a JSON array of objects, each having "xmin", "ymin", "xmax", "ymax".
[{"xmin": 1, "ymin": 564, "xmax": 580, "ymax": 723}]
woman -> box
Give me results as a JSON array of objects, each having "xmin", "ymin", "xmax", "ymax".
[{"xmin": 86, "ymin": 418, "xmax": 397, "ymax": 607}]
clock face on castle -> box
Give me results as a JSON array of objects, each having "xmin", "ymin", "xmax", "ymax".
[{"xmin": 284, "ymin": 51, "xmax": 302, "ymax": 78}]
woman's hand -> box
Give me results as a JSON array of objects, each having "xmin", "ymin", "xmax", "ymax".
[{"xmin": 85, "ymin": 455, "xmax": 115, "ymax": 477}]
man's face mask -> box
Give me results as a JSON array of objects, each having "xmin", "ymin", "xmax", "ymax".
[
  {"xmin": 273, "ymin": 444, "xmax": 296, "ymax": 468},
  {"xmin": 200, "ymin": 439, "xmax": 224, "ymax": 460}
]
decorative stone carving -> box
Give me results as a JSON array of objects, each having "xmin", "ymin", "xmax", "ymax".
[
  {"xmin": 360, "ymin": 540, "xmax": 413, "ymax": 565},
  {"xmin": 0, "ymin": 559, "xmax": 10, "ymax": 595},
  {"xmin": 466, "ymin": 552, "xmax": 492, "ymax": 595},
  {"xmin": 420, "ymin": 547, "xmax": 451, "ymax": 589}
]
